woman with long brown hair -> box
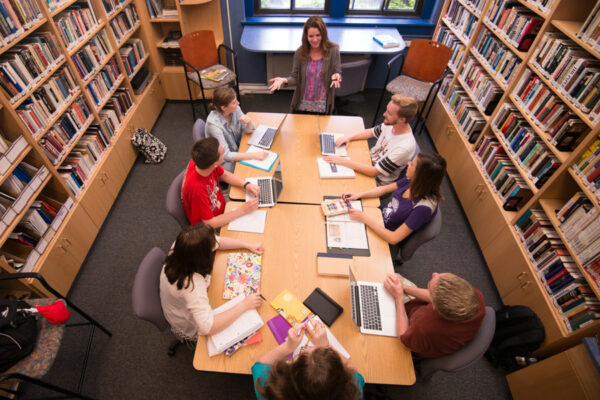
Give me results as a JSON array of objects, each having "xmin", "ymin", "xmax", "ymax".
[{"xmin": 268, "ymin": 16, "xmax": 342, "ymax": 114}]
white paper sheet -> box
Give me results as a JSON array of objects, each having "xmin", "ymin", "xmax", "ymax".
[
  {"xmin": 317, "ymin": 157, "xmax": 355, "ymax": 178},
  {"xmin": 326, "ymin": 220, "xmax": 369, "ymax": 250},
  {"xmin": 240, "ymin": 146, "xmax": 278, "ymax": 171},
  {"xmin": 228, "ymin": 209, "xmax": 267, "ymax": 233}
]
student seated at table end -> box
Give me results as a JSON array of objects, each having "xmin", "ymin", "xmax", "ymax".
[
  {"xmin": 252, "ymin": 319, "xmax": 364, "ymax": 400},
  {"xmin": 324, "ymin": 94, "xmax": 418, "ymax": 185},
  {"xmin": 342, "ymin": 152, "xmax": 446, "ymax": 245},
  {"xmin": 159, "ymin": 223, "xmax": 263, "ymax": 342},
  {"xmin": 182, "ymin": 137, "xmax": 260, "ymax": 228},
  {"xmin": 205, "ymin": 86, "xmax": 269, "ymax": 173},
  {"xmin": 384, "ymin": 272, "xmax": 485, "ymax": 358}
]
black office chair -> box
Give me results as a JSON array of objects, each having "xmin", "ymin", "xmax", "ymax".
[
  {"xmin": 0, "ymin": 273, "xmax": 111, "ymax": 400},
  {"xmin": 391, "ymin": 207, "xmax": 442, "ymax": 266}
]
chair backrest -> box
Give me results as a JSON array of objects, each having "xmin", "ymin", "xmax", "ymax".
[
  {"xmin": 398, "ymin": 206, "xmax": 442, "ymax": 262},
  {"xmin": 192, "ymin": 118, "xmax": 206, "ymax": 142},
  {"xmin": 179, "ymin": 30, "xmax": 218, "ymax": 72},
  {"xmin": 335, "ymin": 57, "xmax": 372, "ymax": 98},
  {"xmin": 419, "ymin": 306, "xmax": 496, "ymax": 379},
  {"xmin": 402, "ymin": 40, "xmax": 452, "ymax": 83},
  {"xmin": 132, "ymin": 247, "xmax": 169, "ymax": 331},
  {"xmin": 166, "ymin": 170, "xmax": 190, "ymax": 229}
]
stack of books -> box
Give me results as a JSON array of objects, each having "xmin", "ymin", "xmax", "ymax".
[
  {"xmin": 476, "ymin": 136, "xmax": 532, "ymax": 211},
  {"xmin": 435, "ymin": 27, "xmax": 466, "ymax": 72},
  {"xmin": 473, "ymin": 26, "xmax": 521, "ymax": 86},
  {"xmin": 460, "ymin": 56, "xmax": 503, "ymax": 116},
  {"xmin": 447, "ymin": 85, "xmax": 485, "ymax": 142},
  {"xmin": 98, "ymin": 88, "xmax": 133, "ymax": 137},
  {"xmin": 109, "ymin": 4, "xmax": 140, "ymax": 45},
  {"xmin": 71, "ymin": 31, "xmax": 112, "ymax": 80},
  {"xmin": 577, "ymin": 1, "xmax": 600, "ymax": 52},
  {"xmin": 515, "ymin": 208, "xmax": 600, "ymax": 332},
  {"xmin": 573, "ymin": 137, "xmax": 600, "ymax": 200},
  {"xmin": 445, "ymin": 0, "xmax": 478, "ymax": 42},
  {"xmin": 120, "ymin": 38, "xmax": 146, "ymax": 77},
  {"xmin": 486, "ymin": 0, "xmax": 543, "ymax": 51},
  {"xmin": 54, "ymin": 0, "xmax": 100, "ymax": 50},
  {"xmin": 492, "ymin": 103, "xmax": 561, "ymax": 188},
  {"xmin": 0, "ymin": 0, "xmax": 42, "ymax": 47},
  {"xmin": 85, "ymin": 57, "xmax": 121, "ymax": 106}
]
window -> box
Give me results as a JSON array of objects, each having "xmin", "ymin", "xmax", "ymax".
[
  {"xmin": 347, "ymin": 0, "xmax": 422, "ymax": 15},
  {"xmin": 256, "ymin": 0, "xmax": 328, "ymax": 13}
]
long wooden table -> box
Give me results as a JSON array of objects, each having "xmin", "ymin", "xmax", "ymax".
[
  {"xmin": 193, "ymin": 202, "xmax": 416, "ymax": 385},
  {"xmin": 229, "ymin": 113, "xmax": 379, "ymax": 207}
]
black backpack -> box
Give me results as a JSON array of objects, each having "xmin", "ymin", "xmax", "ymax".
[
  {"xmin": 485, "ymin": 305, "xmax": 545, "ymax": 372},
  {"xmin": 0, "ymin": 297, "xmax": 39, "ymax": 372}
]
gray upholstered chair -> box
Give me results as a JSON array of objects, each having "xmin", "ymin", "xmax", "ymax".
[
  {"xmin": 334, "ymin": 57, "xmax": 372, "ymax": 115},
  {"xmin": 419, "ymin": 306, "xmax": 496, "ymax": 379},
  {"xmin": 165, "ymin": 170, "xmax": 189, "ymax": 229},
  {"xmin": 392, "ymin": 207, "xmax": 442, "ymax": 265},
  {"xmin": 0, "ymin": 273, "xmax": 111, "ymax": 400},
  {"xmin": 192, "ymin": 118, "xmax": 206, "ymax": 142},
  {"xmin": 132, "ymin": 247, "xmax": 181, "ymax": 356}
]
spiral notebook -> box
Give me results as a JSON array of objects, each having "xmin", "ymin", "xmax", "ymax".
[{"xmin": 222, "ymin": 252, "xmax": 262, "ymax": 299}]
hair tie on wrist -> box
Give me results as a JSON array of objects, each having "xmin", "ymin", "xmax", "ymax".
[{"xmin": 243, "ymin": 182, "xmax": 250, "ymax": 190}]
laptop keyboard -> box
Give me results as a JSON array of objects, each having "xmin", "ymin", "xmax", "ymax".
[
  {"xmin": 257, "ymin": 178, "xmax": 273, "ymax": 205},
  {"xmin": 258, "ymin": 128, "xmax": 277, "ymax": 147},
  {"xmin": 360, "ymin": 285, "xmax": 382, "ymax": 331},
  {"xmin": 322, "ymin": 134, "xmax": 335, "ymax": 153}
]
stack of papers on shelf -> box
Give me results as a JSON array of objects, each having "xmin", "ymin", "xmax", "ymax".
[{"xmin": 239, "ymin": 146, "xmax": 278, "ymax": 171}]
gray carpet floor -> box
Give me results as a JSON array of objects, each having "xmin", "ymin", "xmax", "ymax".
[{"xmin": 25, "ymin": 91, "xmax": 513, "ymax": 399}]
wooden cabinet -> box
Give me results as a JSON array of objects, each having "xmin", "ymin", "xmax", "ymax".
[
  {"xmin": 35, "ymin": 205, "xmax": 98, "ymax": 296},
  {"xmin": 507, "ymin": 343, "xmax": 600, "ymax": 400},
  {"xmin": 137, "ymin": 76, "xmax": 166, "ymax": 130}
]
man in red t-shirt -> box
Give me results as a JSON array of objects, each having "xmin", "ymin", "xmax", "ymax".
[
  {"xmin": 384, "ymin": 272, "xmax": 485, "ymax": 358},
  {"xmin": 182, "ymin": 137, "xmax": 260, "ymax": 227}
]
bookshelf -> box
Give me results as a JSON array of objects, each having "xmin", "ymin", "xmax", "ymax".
[
  {"xmin": 0, "ymin": 0, "xmax": 167, "ymax": 296},
  {"xmin": 428, "ymin": 0, "xmax": 600, "ymax": 358}
]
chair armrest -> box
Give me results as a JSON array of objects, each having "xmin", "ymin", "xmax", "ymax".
[{"xmin": 218, "ymin": 43, "xmax": 237, "ymax": 58}]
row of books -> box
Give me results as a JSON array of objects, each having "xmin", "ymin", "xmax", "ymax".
[
  {"xmin": 101, "ymin": 0, "xmax": 127, "ymax": 17},
  {"xmin": 119, "ymin": 38, "xmax": 145, "ymax": 78},
  {"xmin": 145, "ymin": 0, "xmax": 177, "ymax": 19},
  {"xmin": 16, "ymin": 66, "xmax": 79, "ymax": 136},
  {"xmin": 473, "ymin": 26, "xmax": 521, "ymax": 87},
  {"xmin": 98, "ymin": 88, "xmax": 133, "ymax": 137},
  {"xmin": 85, "ymin": 57, "xmax": 121, "ymax": 106},
  {"xmin": 0, "ymin": 0, "xmax": 42, "ymax": 47},
  {"xmin": 38, "ymin": 95, "xmax": 92, "ymax": 164},
  {"xmin": 0, "ymin": 161, "xmax": 35, "ymax": 200},
  {"xmin": 476, "ymin": 136, "xmax": 533, "ymax": 211},
  {"xmin": 522, "ymin": 0, "xmax": 556, "ymax": 14},
  {"xmin": 440, "ymin": 72, "xmax": 454, "ymax": 98},
  {"xmin": 557, "ymin": 193, "xmax": 600, "ymax": 270},
  {"xmin": 54, "ymin": 1, "xmax": 99, "ymax": 50},
  {"xmin": 72, "ymin": 30, "xmax": 112, "ymax": 81},
  {"xmin": 109, "ymin": 4, "xmax": 139, "ymax": 45},
  {"xmin": 577, "ymin": 0, "xmax": 600, "ymax": 53},
  {"xmin": 447, "ymin": 85, "xmax": 485, "ymax": 143},
  {"xmin": 513, "ymin": 69, "xmax": 580, "ymax": 133},
  {"xmin": 59, "ymin": 124, "xmax": 109, "ymax": 195},
  {"xmin": 459, "ymin": 56, "xmax": 503, "ymax": 116},
  {"xmin": 0, "ymin": 132, "xmax": 27, "ymax": 169},
  {"xmin": 461, "ymin": 0, "xmax": 485, "ymax": 16},
  {"xmin": 492, "ymin": 103, "xmax": 561, "ymax": 188},
  {"xmin": 532, "ymin": 32, "xmax": 600, "ymax": 118},
  {"xmin": 486, "ymin": 1, "xmax": 543, "ymax": 52},
  {"xmin": 573, "ymin": 137, "xmax": 600, "ymax": 198},
  {"xmin": 515, "ymin": 208, "xmax": 599, "ymax": 332},
  {"xmin": 0, "ymin": 32, "xmax": 63, "ymax": 102},
  {"xmin": 434, "ymin": 26, "xmax": 466, "ymax": 72},
  {"xmin": 444, "ymin": 0, "xmax": 478, "ymax": 43}
]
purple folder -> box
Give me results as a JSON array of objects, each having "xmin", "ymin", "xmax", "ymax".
[{"xmin": 266, "ymin": 314, "xmax": 291, "ymax": 344}]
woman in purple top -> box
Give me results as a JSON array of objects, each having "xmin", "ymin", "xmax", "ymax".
[
  {"xmin": 343, "ymin": 152, "xmax": 446, "ymax": 245},
  {"xmin": 268, "ymin": 16, "xmax": 342, "ymax": 114}
]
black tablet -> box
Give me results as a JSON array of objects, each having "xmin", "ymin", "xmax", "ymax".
[{"xmin": 303, "ymin": 287, "xmax": 343, "ymax": 327}]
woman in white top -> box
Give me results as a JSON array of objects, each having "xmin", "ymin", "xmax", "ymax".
[{"xmin": 159, "ymin": 223, "xmax": 263, "ymax": 341}]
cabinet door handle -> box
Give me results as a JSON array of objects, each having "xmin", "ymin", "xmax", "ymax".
[
  {"xmin": 58, "ymin": 245, "xmax": 67, "ymax": 253},
  {"xmin": 62, "ymin": 237, "xmax": 72, "ymax": 247},
  {"xmin": 516, "ymin": 271, "xmax": 527, "ymax": 281},
  {"xmin": 520, "ymin": 280, "xmax": 531, "ymax": 290}
]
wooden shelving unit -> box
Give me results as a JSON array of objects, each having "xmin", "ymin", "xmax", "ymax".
[{"xmin": 428, "ymin": 0, "xmax": 600, "ymax": 360}]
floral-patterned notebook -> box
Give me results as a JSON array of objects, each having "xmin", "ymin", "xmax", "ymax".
[{"xmin": 222, "ymin": 252, "xmax": 262, "ymax": 299}]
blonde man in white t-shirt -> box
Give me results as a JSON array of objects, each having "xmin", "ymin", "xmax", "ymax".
[{"xmin": 324, "ymin": 94, "xmax": 418, "ymax": 185}]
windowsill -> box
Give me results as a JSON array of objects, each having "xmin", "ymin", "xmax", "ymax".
[{"xmin": 242, "ymin": 16, "xmax": 435, "ymax": 28}]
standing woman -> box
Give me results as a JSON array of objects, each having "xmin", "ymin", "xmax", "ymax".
[
  {"xmin": 205, "ymin": 86, "xmax": 269, "ymax": 172},
  {"xmin": 269, "ymin": 16, "xmax": 342, "ymax": 115},
  {"xmin": 159, "ymin": 223, "xmax": 263, "ymax": 342},
  {"xmin": 342, "ymin": 152, "xmax": 446, "ymax": 245}
]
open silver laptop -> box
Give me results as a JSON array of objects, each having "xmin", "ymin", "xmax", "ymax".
[
  {"xmin": 248, "ymin": 114, "xmax": 288, "ymax": 149},
  {"xmin": 318, "ymin": 118, "xmax": 347, "ymax": 156},
  {"xmin": 349, "ymin": 266, "xmax": 397, "ymax": 337},
  {"xmin": 245, "ymin": 161, "xmax": 283, "ymax": 207}
]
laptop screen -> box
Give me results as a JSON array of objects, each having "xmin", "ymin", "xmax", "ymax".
[
  {"xmin": 349, "ymin": 266, "xmax": 362, "ymax": 328},
  {"xmin": 271, "ymin": 161, "xmax": 283, "ymax": 203}
]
